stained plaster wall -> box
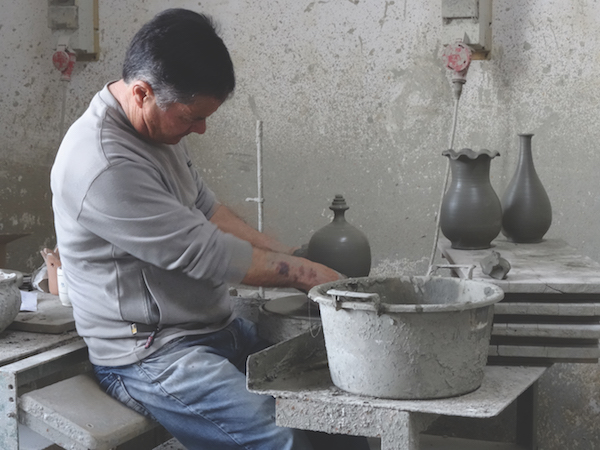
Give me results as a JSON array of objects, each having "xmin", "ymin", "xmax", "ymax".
[{"xmin": 1, "ymin": 1, "xmax": 600, "ymax": 448}]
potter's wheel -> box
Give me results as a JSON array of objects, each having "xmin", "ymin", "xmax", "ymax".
[
  {"xmin": 258, "ymin": 294, "xmax": 321, "ymax": 343},
  {"xmin": 261, "ymin": 294, "xmax": 319, "ymax": 319}
]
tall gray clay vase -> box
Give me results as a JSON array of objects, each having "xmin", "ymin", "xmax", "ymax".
[
  {"xmin": 307, "ymin": 194, "xmax": 371, "ymax": 277},
  {"xmin": 0, "ymin": 271, "xmax": 21, "ymax": 333},
  {"xmin": 501, "ymin": 134, "xmax": 552, "ymax": 243},
  {"xmin": 440, "ymin": 148, "xmax": 502, "ymax": 249}
]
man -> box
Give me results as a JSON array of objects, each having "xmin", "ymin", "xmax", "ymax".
[{"xmin": 51, "ymin": 8, "xmax": 368, "ymax": 450}]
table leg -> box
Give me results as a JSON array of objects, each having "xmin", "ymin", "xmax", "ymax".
[
  {"xmin": 379, "ymin": 411, "xmax": 437, "ymax": 450},
  {"xmin": 516, "ymin": 382, "xmax": 538, "ymax": 449},
  {"xmin": 275, "ymin": 398, "xmax": 437, "ymax": 450},
  {"xmin": 0, "ymin": 370, "xmax": 19, "ymax": 450}
]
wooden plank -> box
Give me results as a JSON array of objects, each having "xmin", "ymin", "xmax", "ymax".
[
  {"xmin": 489, "ymin": 344, "xmax": 600, "ymax": 359},
  {"xmin": 494, "ymin": 303, "xmax": 600, "ymax": 316},
  {"xmin": 8, "ymin": 294, "xmax": 75, "ymax": 334},
  {"xmin": 492, "ymin": 323, "xmax": 600, "ymax": 339},
  {"xmin": 501, "ymin": 293, "xmax": 600, "ymax": 303},
  {"xmin": 488, "ymin": 355, "xmax": 598, "ymax": 365}
]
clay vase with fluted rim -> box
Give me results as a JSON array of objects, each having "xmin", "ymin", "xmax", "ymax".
[
  {"xmin": 440, "ymin": 148, "xmax": 502, "ymax": 249},
  {"xmin": 0, "ymin": 271, "xmax": 21, "ymax": 333}
]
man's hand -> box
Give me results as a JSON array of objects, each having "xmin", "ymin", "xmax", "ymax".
[
  {"xmin": 291, "ymin": 244, "xmax": 308, "ymax": 258},
  {"xmin": 211, "ymin": 205, "xmax": 345, "ymax": 291}
]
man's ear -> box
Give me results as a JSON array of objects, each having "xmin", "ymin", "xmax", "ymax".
[{"xmin": 131, "ymin": 81, "xmax": 154, "ymax": 108}]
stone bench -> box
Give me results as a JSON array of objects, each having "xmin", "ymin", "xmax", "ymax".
[{"xmin": 0, "ymin": 340, "xmax": 167, "ymax": 450}]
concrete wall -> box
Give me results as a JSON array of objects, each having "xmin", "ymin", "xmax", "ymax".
[{"xmin": 1, "ymin": 1, "xmax": 600, "ymax": 447}]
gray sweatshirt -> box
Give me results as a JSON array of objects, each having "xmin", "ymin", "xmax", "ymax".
[{"xmin": 50, "ymin": 84, "xmax": 253, "ymax": 366}]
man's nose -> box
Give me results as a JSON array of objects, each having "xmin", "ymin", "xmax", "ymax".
[{"xmin": 191, "ymin": 121, "xmax": 207, "ymax": 135}]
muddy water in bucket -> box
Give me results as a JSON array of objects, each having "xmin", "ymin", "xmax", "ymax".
[{"xmin": 308, "ymin": 276, "xmax": 504, "ymax": 400}]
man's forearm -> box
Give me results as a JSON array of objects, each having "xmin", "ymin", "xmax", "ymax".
[{"xmin": 210, "ymin": 205, "xmax": 294, "ymax": 255}]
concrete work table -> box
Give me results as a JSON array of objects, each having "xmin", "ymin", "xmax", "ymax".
[
  {"xmin": 248, "ymin": 330, "xmax": 546, "ymax": 450},
  {"xmin": 0, "ymin": 292, "xmax": 79, "ymax": 366}
]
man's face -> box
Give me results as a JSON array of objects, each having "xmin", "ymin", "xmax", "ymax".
[{"xmin": 143, "ymin": 94, "xmax": 223, "ymax": 145}]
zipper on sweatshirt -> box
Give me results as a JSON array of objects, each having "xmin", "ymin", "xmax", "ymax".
[
  {"xmin": 144, "ymin": 325, "xmax": 162, "ymax": 349},
  {"xmin": 130, "ymin": 323, "xmax": 161, "ymax": 349}
]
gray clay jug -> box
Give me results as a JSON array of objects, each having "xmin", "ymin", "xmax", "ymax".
[
  {"xmin": 307, "ymin": 195, "xmax": 371, "ymax": 277},
  {"xmin": 0, "ymin": 271, "xmax": 21, "ymax": 333},
  {"xmin": 501, "ymin": 134, "xmax": 552, "ymax": 243},
  {"xmin": 440, "ymin": 148, "xmax": 502, "ymax": 249}
]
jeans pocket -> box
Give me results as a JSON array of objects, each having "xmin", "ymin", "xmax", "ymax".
[{"xmin": 94, "ymin": 369, "xmax": 155, "ymax": 420}]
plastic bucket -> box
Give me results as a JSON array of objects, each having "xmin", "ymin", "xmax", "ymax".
[{"xmin": 308, "ymin": 276, "xmax": 504, "ymax": 399}]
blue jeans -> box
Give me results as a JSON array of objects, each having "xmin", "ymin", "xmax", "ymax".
[{"xmin": 93, "ymin": 318, "xmax": 313, "ymax": 450}]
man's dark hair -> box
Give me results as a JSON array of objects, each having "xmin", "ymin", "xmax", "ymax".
[{"xmin": 122, "ymin": 9, "xmax": 235, "ymax": 107}]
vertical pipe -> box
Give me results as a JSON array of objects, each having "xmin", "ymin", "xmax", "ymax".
[
  {"xmin": 59, "ymin": 81, "xmax": 68, "ymax": 141},
  {"xmin": 256, "ymin": 120, "xmax": 265, "ymax": 298},
  {"xmin": 256, "ymin": 120, "xmax": 264, "ymax": 233},
  {"xmin": 427, "ymin": 88, "xmax": 462, "ymax": 275}
]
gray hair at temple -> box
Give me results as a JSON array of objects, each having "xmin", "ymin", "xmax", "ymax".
[{"xmin": 122, "ymin": 8, "xmax": 235, "ymax": 109}]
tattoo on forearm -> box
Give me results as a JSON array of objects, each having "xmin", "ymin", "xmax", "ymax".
[{"xmin": 276, "ymin": 261, "xmax": 290, "ymax": 276}]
